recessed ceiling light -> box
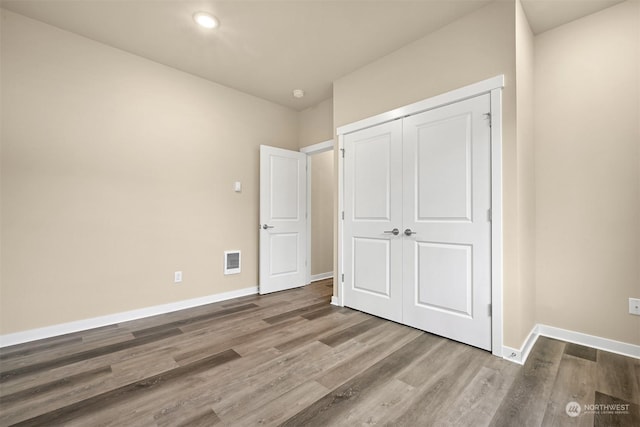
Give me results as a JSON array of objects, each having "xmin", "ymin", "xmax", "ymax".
[
  {"xmin": 293, "ymin": 89, "xmax": 305, "ymax": 98},
  {"xmin": 193, "ymin": 12, "xmax": 219, "ymax": 29}
]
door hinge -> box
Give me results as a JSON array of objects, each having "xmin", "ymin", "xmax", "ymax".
[
  {"xmin": 340, "ymin": 148, "xmax": 345, "ymax": 158},
  {"xmin": 342, "ymin": 273, "xmax": 345, "ymax": 282},
  {"xmin": 487, "ymin": 209, "xmax": 492, "ymax": 222},
  {"xmin": 484, "ymin": 112, "xmax": 492, "ymax": 128},
  {"xmin": 488, "ymin": 303, "xmax": 492, "ymax": 316}
]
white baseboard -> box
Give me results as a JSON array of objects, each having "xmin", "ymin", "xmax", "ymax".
[
  {"xmin": 537, "ymin": 324, "xmax": 640, "ymax": 360},
  {"xmin": 502, "ymin": 323, "xmax": 640, "ymax": 365},
  {"xmin": 310, "ymin": 272, "xmax": 333, "ymax": 282},
  {"xmin": 502, "ymin": 324, "xmax": 540, "ymax": 365},
  {"xmin": 330, "ymin": 296, "xmax": 340, "ymax": 306},
  {"xmin": 0, "ymin": 286, "xmax": 258, "ymax": 348}
]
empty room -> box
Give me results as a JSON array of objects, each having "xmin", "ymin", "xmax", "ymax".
[{"xmin": 0, "ymin": 0, "xmax": 638, "ymax": 426}]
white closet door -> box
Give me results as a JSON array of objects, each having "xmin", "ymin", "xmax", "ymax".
[
  {"xmin": 343, "ymin": 120, "xmax": 403, "ymax": 322},
  {"xmin": 402, "ymin": 94, "xmax": 492, "ymax": 350}
]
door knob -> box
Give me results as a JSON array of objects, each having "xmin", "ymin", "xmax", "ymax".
[
  {"xmin": 384, "ymin": 228, "xmax": 400, "ymax": 236},
  {"xmin": 404, "ymin": 228, "xmax": 417, "ymax": 236},
  {"xmin": 262, "ymin": 224, "xmax": 275, "ymax": 230}
]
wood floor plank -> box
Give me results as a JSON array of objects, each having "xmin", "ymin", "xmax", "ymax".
[
  {"xmin": 0, "ymin": 328, "xmax": 182, "ymax": 383},
  {"xmin": 261, "ymin": 301, "xmax": 331, "ymax": 324},
  {"xmin": 593, "ymin": 391, "xmax": 640, "ymax": 427},
  {"xmin": 9, "ymin": 349, "xmax": 240, "ymax": 426},
  {"xmin": 315, "ymin": 323, "xmax": 426, "ymax": 391},
  {"xmin": 339, "ymin": 378, "xmax": 417, "ymax": 426},
  {"xmin": 490, "ymin": 337, "xmax": 566, "ymax": 427},
  {"xmin": 150, "ymin": 348, "xmax": 283, "ymax": 427},
  {"xmin": 172, "ymin": 317, "xmax": 305, "ymax": 365},
  {"xmin": 0, "ymin": 366, "xmax": 112, "ymax": 406},
  {"xmin": 131, "ymin": 303, "xmax": 258, "ymax": 338},
  {"xmin": 279, "ymin": 333, "xmax": 435, "ymax": 426},
  {"xmin": 541, "ymin": 353, "xmax": 597, "ymax": 427},
  {"xmin": 174, "ymin": 409, "xmax": 222, "ymax": 427},
  {"xmin": 386, "ymin": 343, "xmax": 485, "ymax": 426},
  {"xmin": 597, "ymin": 349, "xmax": 640, "ymax": 405},
  {"xmin": 318, "ymin": 316, "xmax": 385, "ymax": 348},
  {"xmin": 0, "ymin": 336, "xmax": 84, "ymax": 362},
  {"xmin": 233, "ymin": 380, "xmax": 329, "ymax": 426},
  {"xmin": 564, "ymin": 342, "xmax": 598, "ymax": 362},
  {"xmin": 442, "ymin": 365, "xmax": 515, "ymax": 426}
]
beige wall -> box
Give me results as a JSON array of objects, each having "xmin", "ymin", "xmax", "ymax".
[
  {"xmin": 310, "ymin": 151, "xmax": 333, "ymax": 276},
  {"xmin": 534, "ymin": 0, "xmax": 640, "ymax": 344},
  {"xmin": 0, "ymin": 10, "xmax": 299, "ymax": 334},
  {"xmin": 299, "ymin": 97, "xmax": 335, "ymax": 278},
  {"xmin": 514, "ymin": 0, "xmax": 537, "ymax": 348},
  {"xmin": 298, "ymin": 97, "xmax": 333, "ymax": 148},
  {"xmin": 333, "ymin": 0, "xmax": 525, "ymax": 347}
]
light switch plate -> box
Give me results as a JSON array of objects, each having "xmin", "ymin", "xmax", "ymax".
[{"xmin": 629, "ymin": 298, "xmax": 640, "ymax": 315}]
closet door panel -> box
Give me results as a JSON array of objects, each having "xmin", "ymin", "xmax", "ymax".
[
  {"xmin": 343, "ymin": 120, "xmax": 403, "ymax": 323},
  {"xmin": 403, "ymin": 94, "xmax": 492, "ymax": 351}
]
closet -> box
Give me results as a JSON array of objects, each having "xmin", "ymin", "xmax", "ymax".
[{"xmin": 342, "ymin": 93, "xmax": 493, "ymax": 351}]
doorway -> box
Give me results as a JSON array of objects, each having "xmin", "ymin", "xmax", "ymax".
[{"xmin": 301, "ymin": 140, "xmax": 334, "ymax": 284}]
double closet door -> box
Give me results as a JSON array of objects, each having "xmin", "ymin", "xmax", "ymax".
[{"xmin": 343, "ymin": 94, "xmax": 492, "ymax": 351}]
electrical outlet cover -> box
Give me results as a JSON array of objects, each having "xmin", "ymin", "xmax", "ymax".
[{"xmin": 629, "ymin": 298, "xmax": 640, "ymax": 315}]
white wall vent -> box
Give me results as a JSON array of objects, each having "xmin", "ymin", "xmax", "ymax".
[{"xmin": 224, "ymin": 250, "xmax": 241, "ymax": 275}]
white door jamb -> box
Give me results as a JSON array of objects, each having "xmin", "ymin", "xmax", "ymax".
[{"xmin": 300, "ymin": 140, "xmax": 334, "ymax": 285}]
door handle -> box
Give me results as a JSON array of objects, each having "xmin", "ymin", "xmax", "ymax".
[
  {"xmin": 384, "ymin": 228, "xmax": 400, "ymax": 236},
  {"xmin": 404, "ymin": 228, "xmax": 417, "ymax": 236},
  {"xmin": 262, "ymin": 224, "xmax": 275, "ymax": 230}
]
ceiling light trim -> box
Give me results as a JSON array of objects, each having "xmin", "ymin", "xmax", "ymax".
[{"xmin": 193, "ymin": 11, "xmax": 219, "ymax": 29}]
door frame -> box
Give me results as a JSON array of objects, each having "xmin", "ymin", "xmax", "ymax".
[
  {"xmin": 300, "ymin": 139, "xmax": 335, "ymax": 285},
  {"xmin": 336, "ymin": 75, "xmax": 504, "ymax": 357}
]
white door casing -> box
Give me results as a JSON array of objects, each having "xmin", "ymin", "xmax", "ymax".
[
  {"xmin": 343, "ymin": 120, "xmax": 403, "ymax": 322},
  {"xmin": 402, "ymin": 94, "xmax": 492, "ymax": 350},
  {"xmin": 259, "ymin": 145, "xmax": 307, "ymax": 294}
]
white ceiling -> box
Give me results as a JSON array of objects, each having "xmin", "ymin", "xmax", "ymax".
[{"xmin": 0, "ymin": 0, "xmax": 625, "ymax": 111}]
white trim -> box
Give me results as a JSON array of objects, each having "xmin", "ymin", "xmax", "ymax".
[
  {"xmin": 331, "ymin": 296, "xmax": 340, "ymax": 306},
  {"xmin": 337, "ymin": 134, "xmax": 345, "ymax": 307},
  {"xmin": 306, "ymin": 155, "xmax": 312, "ymax": 283},
  {"xmin": 538, "ymin": 324, "xmax": 640, "ymax": 360},
  {"xmin": 502, "ymin": 324, "xmax": 640, "ymax": 365},
  {"xmin": 300, "ymin": 139, "xmax": 334, "ymax": 154},
  {"xmin": 301, "ymin": 139, "xmax": 335, "ymax": 284},
  {"xmin": 337, "ymin": 76, "xmax": 505, "ymax": 355},
  {"xmin": 503, "ymin": 325, "xmax": 540, "ymax": 365},
  {"xmin": 490, "ymin": 87, "xmax": 504, "ymax": 358},
  {"xmin": 310, "ymin": 272, "xmax": 333, "ymax": 282},
  {"xmin": 337, "ymin": 76, "xmax": 505, "ymax": 136},
  {"xmin": 0, "ymin": 286, "xmax": 258, "ymax": 348}
]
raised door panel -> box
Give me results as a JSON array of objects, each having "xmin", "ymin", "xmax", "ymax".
[{"xmin": 416, "ymin": 114, "xmax": 472, "ymax": 222}]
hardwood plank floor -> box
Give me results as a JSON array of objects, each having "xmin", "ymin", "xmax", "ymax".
[{"xmin": 0, "ymin": 279, "xmax": 638, "ymax": 426}]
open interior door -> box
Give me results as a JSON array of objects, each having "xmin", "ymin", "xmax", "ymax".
[{"xmin": 259, "ymin": 145, "xmax": 307, "ymax": 294}]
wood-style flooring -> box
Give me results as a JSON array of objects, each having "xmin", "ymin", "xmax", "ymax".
[{"xmin": 0, "ymin": 279, "xmax": 638, "ymax": 426}]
